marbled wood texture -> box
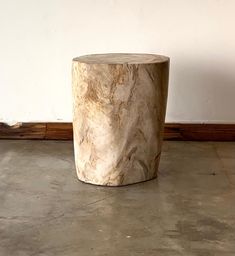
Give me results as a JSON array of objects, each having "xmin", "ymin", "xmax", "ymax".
[{"xmin": 72, "ymin": 53, "xmax": 169, "ymax": 186}]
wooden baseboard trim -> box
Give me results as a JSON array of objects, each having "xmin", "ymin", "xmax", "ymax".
[
  {"xmin": 0, "ymin": 122, "xmax": 235, "ymax": 141},
  {"xmin": 0, "ymin": 122, "xmax": 73, "ymax": 140},
  {"xmin": 164, "ymin": 123, "xmax": 235, "ymax": 141}
]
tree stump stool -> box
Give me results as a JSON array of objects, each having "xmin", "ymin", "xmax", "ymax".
[{"xmin": 72, "ymin": 53, "xmax": 169, "ymax": 186}]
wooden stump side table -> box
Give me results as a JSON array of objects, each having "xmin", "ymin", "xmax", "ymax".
[{"xmin": 72, "ymin": 53, "xmax": 169, "ymax": 186}]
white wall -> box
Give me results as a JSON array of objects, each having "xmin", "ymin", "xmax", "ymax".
[{"xmin": 1, "ymin": 0, "xmax": 235, "ymax": 123}]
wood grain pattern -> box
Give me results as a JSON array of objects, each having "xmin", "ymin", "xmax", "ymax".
[
  {"xmin": 0, "ymin": 123, "xmax": 46, "ymax": 139},
  {"xmin": 0, "ymin": 123, "xmax": 72, "ymax": 140},
  {"xmin": 0, "ymin": 123, "xmax": 235, "ymax": 141},
  {"xmin": 72, "ymin": 53, "xmax": 169, "ymax": 185},
  {"xmin": 45, "ymin": 123, "xmax": 73, "ymax": 140},
  {"xmin": 164, "ymin": 123, "xmax": 235, "ymax": 141}
]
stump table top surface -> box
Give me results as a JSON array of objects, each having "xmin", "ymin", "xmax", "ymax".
[{"xmin": 73, "ymin": 53, "xmax": 169, "ymax": 64}]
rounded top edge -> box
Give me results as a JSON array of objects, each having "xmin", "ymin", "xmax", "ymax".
[{"xmin": 72, "ymin": 53, "xmax": 169, "ymax": 64}]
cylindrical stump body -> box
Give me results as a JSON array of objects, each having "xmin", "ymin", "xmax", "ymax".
[{"xmin": 72, "ymin": 53, "xmax": 169, "ymax": 186}]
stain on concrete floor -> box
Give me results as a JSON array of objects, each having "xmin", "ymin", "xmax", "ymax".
[{"xmin": 0, "ymin": 140, "xmax": 235, "ymax": 256}]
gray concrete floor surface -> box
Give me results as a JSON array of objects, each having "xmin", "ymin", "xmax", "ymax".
[{"xmin": 0, "ymin": 140, "xmax": 235, "ymax": 256}]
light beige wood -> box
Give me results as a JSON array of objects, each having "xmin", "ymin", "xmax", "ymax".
[{"xmin": 72, "ymin": 53, "xmax": 169, "ymax": 186}]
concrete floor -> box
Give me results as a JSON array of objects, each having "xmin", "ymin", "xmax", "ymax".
[{"xmin": 0, "ymin": 140, "xmax": 235, "ymax": 256}]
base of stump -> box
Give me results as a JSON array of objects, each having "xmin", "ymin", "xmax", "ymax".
[{"xmin": 76, "ymin": 173, "xmax": 158, "ymax": 187}]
